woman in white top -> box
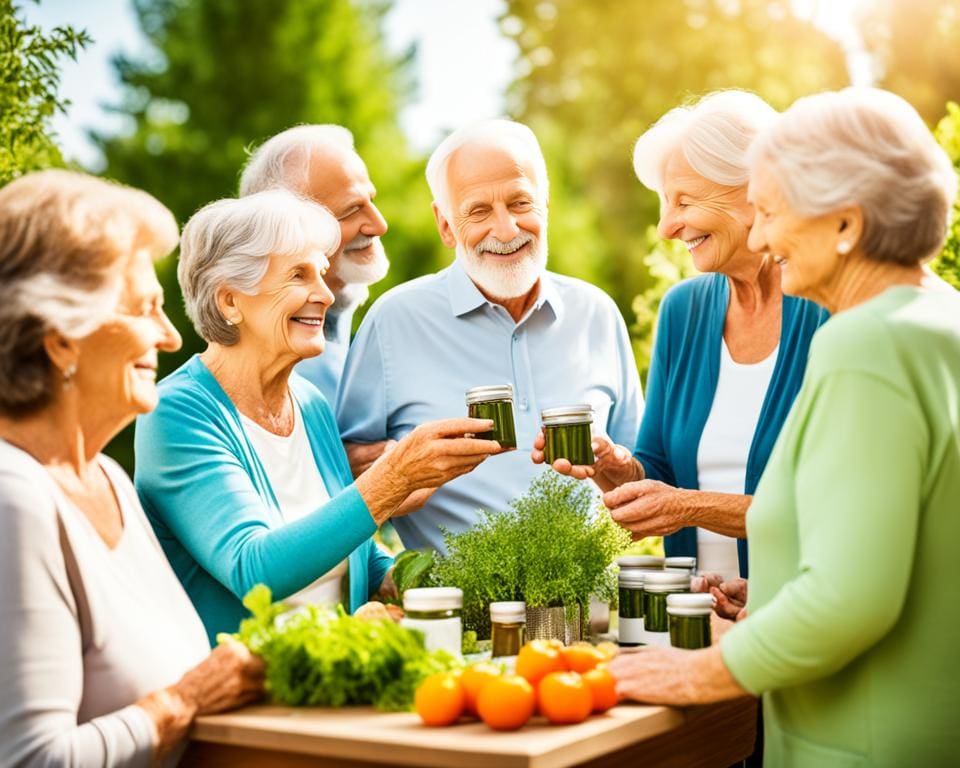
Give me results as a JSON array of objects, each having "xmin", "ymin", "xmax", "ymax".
[{"xmin": 0, "ymin": 170, "xmax": 263, "ymax": 767}]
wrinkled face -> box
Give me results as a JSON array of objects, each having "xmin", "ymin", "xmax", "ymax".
[
  {"xmin": 439, "ymin": 139, "xmax": 548, "ymax": 301},
  {"xmin": 657, "ymin": 148, "xmax": 754, "ymax": 273},
  {"xmin": 74, "ymin": 249, "xmax": 181, "ymax": 418},
  {"xmin": 233, "ymin": 247, "xmax": 335, "ymax": 363},
  {"xmin": 747, "ymin": 160, "xmax": 844, "ymax": 302},
  {"xmin": 304, "ymin": 146, "xmax": 389, "ymax": 308}
]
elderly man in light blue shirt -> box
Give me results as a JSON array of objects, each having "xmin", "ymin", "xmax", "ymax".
[{"xmin": 336, "ymin": 119, "xmax": 643, "ymax": 551}]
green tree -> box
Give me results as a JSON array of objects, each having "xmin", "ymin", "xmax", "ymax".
[
  {"xmin": 0, "ymin": 0, "xmax": 90, "ymax": 183},
  {"xmin": 96, "ymin": 0, "xmax": 443, "ymax": 470},
  {"xmin": 932, "ymin": 101, "xmax": 960, "ymax": 290}
]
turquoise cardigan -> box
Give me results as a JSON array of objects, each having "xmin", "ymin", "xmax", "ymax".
[
  {"xmin": 634, "ymin": 273, "xmax": 828, "ymax": 576},
  {"xmin": 134, "ymin": 356, "xmax": 393, "ymax": 644}
]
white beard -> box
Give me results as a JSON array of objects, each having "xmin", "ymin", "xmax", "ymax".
[
  {"xmin": 455, "ymin": 231, "xmax": 547, "ymax": 301},
  {"xmin": 335, "ymin": 235, "xmax": 390, "ymax": 286}
]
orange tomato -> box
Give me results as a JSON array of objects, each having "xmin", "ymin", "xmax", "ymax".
[
  {"xmin": 515, "ymin": 639, "xmax": 567, "ymax": 686},
  {"xmin": 461, "ymin": 661, "xmax": 502, "ymax": 715},
  {"xmin": 560, "ymin": 643, "xmax": 607, "ymax": 674},
  {"xmin": 595, "ymin": 641, "xmax": 619, "ymax": 662},
  {"xmin": 537, "ymin": 671, "xmax": 593, "ymax": 725},
  {"xmin": 414, "ymin": 672, "xmax": 465, "ymax": 727},
  {"xmin": 582, "ymin": 666, "xmax": 618, "ymax": 713},
  {"xmin": 476, "ymin": 675, "xmax": 536, "ymax": 731}
]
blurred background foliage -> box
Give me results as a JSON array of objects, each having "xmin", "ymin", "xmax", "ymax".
[{"xmin": 2, "ymin": 0, "xmax": 958, "ymax": 472}]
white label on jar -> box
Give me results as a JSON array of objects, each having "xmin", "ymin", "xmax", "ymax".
[
  {"xmin": 618, "ymin": 617, "xmax": 645, "ymax": 644},
  {"xmin": 401, "ymin": 616, "xmax": 462, "ymax": 657},
  {"xmin": 645, "ymin": 631, "xmax": 671, "ymax": 647}
]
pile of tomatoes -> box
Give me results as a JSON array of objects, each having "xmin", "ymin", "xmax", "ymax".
[{"xmin": 414, "ymin": 639, "xmax": 619, "ymax": 731}]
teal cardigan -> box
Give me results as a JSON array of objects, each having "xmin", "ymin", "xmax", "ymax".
[
  {"xmin": 134, "ymin": 355, "xmax": 393, "ymax": 644},
  {"xmin": 634, "ymin": 273, "xmax": 828, "ymax": 576}
]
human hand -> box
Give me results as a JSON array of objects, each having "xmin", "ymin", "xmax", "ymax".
[
  {"xmin": 710, "ymin": 578, "xmax": 748, "ymax": 621},
  {"xmin": 345, "ymin": 440, "xmax": 396, "ymax": 479},
  {"xmin": 532, "ymin": 432, "xmax": 642, "ymax": 493},
  {"xmin": 391, "ymin": 487, "xmax": 438, "ymax": 518},
  {"xmin": 602, "ymin": 479, "xmax": 694, "ymax": 538},
  {"xmin": 608, "ymin": 646, "xmax": 700, "ymax": 705},
  {"xmin": 691, "ymin": 571, "xmax": 724, "ymax": 594}
]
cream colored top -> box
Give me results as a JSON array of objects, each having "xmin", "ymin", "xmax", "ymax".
[{"xmin": 0, "ymin": 440, "xmax": 209, "ymax": 767}]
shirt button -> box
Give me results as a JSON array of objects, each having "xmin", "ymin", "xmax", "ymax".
[{"xmin": 520, "ymin": 398, "xmax": 529, "ymax": 411}]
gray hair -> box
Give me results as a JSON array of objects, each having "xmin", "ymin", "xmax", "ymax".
[
  {"xmin": 750, "ymin": 88, "xmax": 957, "ymax": 266},
  {"xmin": 0, "ymin": 170, "xmax": 177, "ymax": 416},
  {"xmin": 425, "ymin": 118, "xmax": 549, "ymax": 222},
  {"xmin": 633, "ymin": 90, "xmax": 779, "ymax": 191},
  {"xmin": 238, "ymin": 124, "xmax": 355, "ymax": 196},
  {"xmin": 178, "ymin": 189, "xmax": 340, "ymax": 345}
]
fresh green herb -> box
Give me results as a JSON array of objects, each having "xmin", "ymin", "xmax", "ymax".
[
  {"xmin": 223, "ymin": 585, "xmax": 458, "ymax": 710},
  {"xmin": 391, "ymin": 548, "xmax": 436, "ymax": 598},
  {"xmin": 461, "ymin": 630, "xmax": 479, "ymax": 655}
]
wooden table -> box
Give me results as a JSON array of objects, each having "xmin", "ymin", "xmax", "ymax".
[{"xmin": 182, "ymin": 697, "xmax": 757, "ymax": 768}]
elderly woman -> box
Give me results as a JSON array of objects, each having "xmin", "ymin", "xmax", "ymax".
[
  {"xmin": 611, "ymin": 88, "xmax": 960, "ymax": 766},
  {"xmin": 0, "ymin": 170, "xmax": 263, "ymax": 766},
  {"xmin": 135, "ymin": 190, "xmax": 501, "ymax": 642},
  {"xmin": 536, "ymin": 90, "xmax": 827, "ymax": 586}
]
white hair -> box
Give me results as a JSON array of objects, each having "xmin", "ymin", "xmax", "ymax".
[
  {"xmin": 750, "ymin": 87, "xmax": 957, "ymax": 266},
  {"xmin": 425, "ymin": 118, "xmax": 550, "ymax": 221},
  {"xmin": 633, "ymin": 90, "xmax": 779, "ymax": 191},
  {"xmin": 178, "ymin": 189, "xmax": 340, "ymax": 345},
  {"xmin": 239, "ymin": 124, "xmax": 355, "ymax": 196}
]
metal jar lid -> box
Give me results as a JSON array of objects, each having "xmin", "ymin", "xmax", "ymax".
[
  {"xmin": 466, "ymin": 384, "xmax": 514, "ymax": 405},
  {"xmin": 664, "ymin": 556, "xmax": 697, "ymax": 570},
  {"xmin": 541, "ymin": 404, "xmax": 594, "ymax": 426},
  {"xmin": 617, "ymin": 555, "xmax": 665, "ymax": 570},
  {"xmin": 666, "ymin": 593, "xmax": 714, "ymax": 616},
  {"xmin": 643, "ymin": 570, "xmax": 691, "ymax": 593},
  {"xmin": 489, "ymin": 601, "xmax": 526, "ymax": 623},
  {"xmin": 403, "ymin": 587, "xmax": 463, "ymax": 612},
  {"xmin": 618, "ymin": 570, "xmax": 646, "ymax": 588}
]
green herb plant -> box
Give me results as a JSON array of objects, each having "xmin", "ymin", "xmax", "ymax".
[{"xmin": 223, "ymin": 585, "xmax": 458, "ymax": 711}]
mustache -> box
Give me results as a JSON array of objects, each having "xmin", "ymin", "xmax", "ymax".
[
  {"xmin": 343, "ymin": 234, "xmax": 376, "ymax": 251},
  {"xmin": 474, "ymin": 231, "xmax": 534, "ymax": 255}
]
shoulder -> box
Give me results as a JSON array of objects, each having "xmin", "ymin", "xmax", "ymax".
[
  {"xmin": 0, "ymin": 443, "xmax": 60, "ymax": 541},
  {"xmin": 290, "ymin": 373, "xmax": 336, "ymax": 432},
  {"xmin": 362, "ymin": 270, "xmax": 450, "ymax": 324},
  {"xmin": 546, "ymin": 272, "xmax": 624, "ymax": 326},
  {"xmin": 660, "ymin": 273, "xmax": 723, "ymax": 311}
]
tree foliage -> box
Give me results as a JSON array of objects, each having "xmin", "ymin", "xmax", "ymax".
[
  {"xmin": 0, "ymin": 0, "xmax": 90, "ymax": 183},
  {"xmin": 931, "ymin": 101, "xmax": 960, "ymax": 290}
]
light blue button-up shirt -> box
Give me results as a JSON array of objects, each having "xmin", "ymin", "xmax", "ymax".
[
  {"xmin": 336, "ymin": 260, "xmax": 643, "ymax": 551},
  {"xmin": 296, "ymin": 307, "xmax": 354, "ymax": 406}
]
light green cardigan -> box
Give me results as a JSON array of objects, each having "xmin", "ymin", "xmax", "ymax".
[{"xmin": 721, "ymin": 286, "xmax": 960, "ymax": 767}]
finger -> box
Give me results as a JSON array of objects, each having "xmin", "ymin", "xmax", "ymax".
[
  {"xmin": 602, "ymin": 480, "xmax": 648, "ymax": 508},
  {"xmin": 530, "ymin": 448, "xmax": 545, "ymax": 464},
  {"xmin": 533, "ymin": 430, "xmax": 545, "ymax": 449},
  {"xmin": 551, "ymin": 458, "xmax": 574, "ymax": 476},
  {"xmin": 420, "ymin": 417, "xmax": 496, "ymax": 438}
]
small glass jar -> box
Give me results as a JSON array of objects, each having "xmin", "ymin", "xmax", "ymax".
[
  {"xmin": 668, "ymin": 593, "xmax": 714, "ymax": 650},
  {"xmin": 490, "ymin": 601, "xmax": 526, "ymax": 657},
  {"xmin": 642, "ymin": 571, "xmax": 691, "ymax": 646},
  {"xmin": 617, "ymin": 569, "xmax": 645, "ymax": 647},
  {"xmin": 401, "ymin": 587, "xmax": 463, "ymax": 657},
  {"xmin": 466, "ymin": 384, "xmax": 517, "ymax": 449},
  {"xmin": 664, "ymin": 556, "xmax": 697, "ymax": 574},
  {"xmin": 541, "ymin": 405, "xmax": 594, "ymax": 465}
]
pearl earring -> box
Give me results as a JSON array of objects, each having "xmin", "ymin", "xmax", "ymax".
[
  {"xmin": 837, "ymin": 241, "xmax": 852, "ymax": 255},
  {"xmin": 62, "ymin": 363, "xmax": 77, "ymax": 390}
]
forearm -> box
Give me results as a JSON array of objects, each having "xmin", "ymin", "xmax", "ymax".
[
  {"xmin": 135, "ymin": 688, "xmax": 196, "ymax": 759},
  {"xmin": 354, "ymin": 461, "xmax": 409, "ymax": 526},
  {"xmin": 683, "ymin": 490, "xmax": 750, "ymax": 538},
  {"xmin": 612, "ymin": 645, "xmax": 750, "ymax": 706}
]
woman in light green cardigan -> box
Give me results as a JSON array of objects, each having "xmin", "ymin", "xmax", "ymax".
[{"xmin": 610, "ymin": 88, "xmax": 960, "ymax": 767}]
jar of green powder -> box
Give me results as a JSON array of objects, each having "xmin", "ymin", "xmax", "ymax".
[
  {"xmin": 541, "ymin": 404, "xmax": 594, "ymax": 465},
  {"xmin": 466, "ymin": 384, "xmax": 517, "ymax": 448},
  {"xmin": 667, "ymin": 593, "xmax": 714, "ymax": 650}
]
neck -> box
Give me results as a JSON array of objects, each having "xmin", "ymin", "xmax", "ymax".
[
  {"xmin": 814, "ymin": 253, "xmax": 924, "ymax": 314},
  {"xmin": 200, "ymin": 342, "xmax": 295, "ymax": 417},
  {"xmin": 724, "ymin": 254, "xmax": 781, "ymax": 314},
  {"xmin": 479, "ymin": 279, "xmax": 542, "ymax": 324}
]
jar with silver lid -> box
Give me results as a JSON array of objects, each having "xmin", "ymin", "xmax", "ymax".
[
  {"xmin": 541, "ymin": 405, "xmax": 594, "ymax": 465},
  {"xmin": 667, "ymin": 593, "xmax": 714, "ymax": 649},
  {"xmin": 401, "ymin": 587, "xmax": 463, "ymax": 657},
  {"xmin": 617, "ymin": 568, "xmax": 646, "ymax": 647},
  {"xmin": 466, "ymin": 384, "xmax": 517, "ymax": 448},
  {"xmin": 617, "ymin": 555, "xmax": 665, "ymax": 570},
  {"xmin": 664, "ymin": 556, "xmax": 697, "ymax": 574},
  {"xmin": 642, "ymin": 570, "xmax": 691, "ymax": 646}
]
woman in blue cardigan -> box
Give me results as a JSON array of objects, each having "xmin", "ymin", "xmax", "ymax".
[
  {"xmin": 536, "ymin": 91, "xmax": 827, "ymax": 590},
  {"xmin": 135, "ymin": 190, "xmax": 502, "ymax": 643}
]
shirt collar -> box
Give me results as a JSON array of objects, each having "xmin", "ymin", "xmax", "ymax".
[{"xmin": 447, "ymin": 259, "xmax": 565, "ymax": 323}]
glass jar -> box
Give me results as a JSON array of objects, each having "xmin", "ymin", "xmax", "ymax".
[
  {"xmin": 668, "ymin": 593, "xmax": 714, "ymax": 650},
  {"xmin": 617, "ymin": 569, "xmax": 645, "ymax": 647},
  {"xmin": 665, "ymin": 556, "xmax": 697, "ymax": 574},
  {"xmin": 642, "ymin": 571, "xmax": 691, "ymax": 646},
  {"xmin": 541, "ymin": 405, "xmax": 594, "ymax": 465},
  {"xmin": 490, "ymin": 601, "xmax": 526, "ymax": 657},
  {"xmin": 466, "ymin": 384, "xmax": 517, "ymax": 449},
  {"xmin": 401, "ymin": 587, "xmax": 463, "ymax": 657}
]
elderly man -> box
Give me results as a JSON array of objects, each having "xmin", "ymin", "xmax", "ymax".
[
  {"xmin": 336, "ymin": 119, "xmax": 643, "ymax": 550},
  {"xmin": 239, "ymin": 125, "xmax": 389, "ymax": 405}
]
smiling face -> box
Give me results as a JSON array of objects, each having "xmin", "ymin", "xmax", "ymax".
[
  {"xmin": 435, "ymin": 139, "xmax": 548, "ymax": 301},
  {"xmin": 231, "ymin": 246, "xmax": 335, "ymax": 365},
  {"xmin": 73, "ymin": 249, "xmax": 181, "ymax": 419},
  {"xmin": 657, "ymin": 148, "xmax": 755, "ymax": 274}
]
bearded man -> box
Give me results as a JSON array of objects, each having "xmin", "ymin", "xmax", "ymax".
[{"xmin": 336, "ymin": 119, "xmax": 643, "ymax": 550}]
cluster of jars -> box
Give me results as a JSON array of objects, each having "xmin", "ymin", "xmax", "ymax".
[{"xmin": 616, "ymin": 555, "xmax": 713, "ymax": 650}]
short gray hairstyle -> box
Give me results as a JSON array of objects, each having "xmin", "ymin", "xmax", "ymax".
[
  {"xmin": 178, "ymin": 189, "xmax": 340, "ymax": 345},
  {"xmin": 238, "ymin": 124, "xmax": 355, "ymax": 196},
  {"xmin": 633, "ymin": 90, "xmax": 778, "ymax": 191},
  {"xmin": 425, "ymin": 118, "xmax": 549, "ymax": 221},
  {"xmin": 750, "ymin": 88, "xmax": 957, "ymax": 266}
]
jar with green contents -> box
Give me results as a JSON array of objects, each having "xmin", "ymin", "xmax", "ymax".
[
  {"xmin": 665, "ymin": 556, "xmax": 697, "ymax": 575},
  {"xmin": 541, "ymin": 405, "xmax": 594, "ymax": 465},
  {"xmin": 401, "ymin": 587, "xmax": 463, "ymax": 657},
  {"xmin": 667, "ymin": 593, "xmax": 714, "ymax": 650},
  {"xmin": 466, "ymin": 384, "xmax": 517, "ymax": 448},
  {"xmin": 617, "ymin": 569, "xmax": 646, "ymax": 647},
  {"xmin": 490, "ymin": 601, "xmax": 526, "ymax": 657},
  {"xmin": 642, "ymin": 571, "xmax": 691, "ymax": 646}
]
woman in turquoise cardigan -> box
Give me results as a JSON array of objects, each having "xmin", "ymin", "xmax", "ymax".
[
  {"xmin": 611, "ymin": 88, "xmax": 960, "ymax": 766},
  {"xmin": 135, "ymin": 190, "xmax": 502, "ymax": 643}
]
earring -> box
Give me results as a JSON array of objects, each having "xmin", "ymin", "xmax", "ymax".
[
  {"xmin": 837, "ymin": 241, "xmax": 852, "ymax": 255},
  {"xmin": 225, "ymin": 318, "xmax": 235, "ymax": 326},
  {"xmin": 62, "ymin": 363, "xmax": 77, "ymax": 390}
]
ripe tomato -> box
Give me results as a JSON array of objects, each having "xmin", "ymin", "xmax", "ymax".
[
  {"xmin": 537, "ymin": 671, "xmax": 593, "ymax": 725},
  {"xmin": 476, "ymin": 675, "xmax": 536, "ymax": 731},
  {"xmin": 582, "ymin": 666, "xmax": 618, "ymax": 713},
  {"xmin": 515, "ymin": 639, "xmax": 566, "ymax": 686},
  {"xmin": 461, "ymin": 661, "xmax": 502, "ymax": 716},
  {"xmin": 560, "ymin": 643, "xmax": 607, "ymax": 674},
  {"xmin": 414, "ymin": 672, "xmax": 465, "ymax": 727},
  {"xmin": 595, "ymin": 641, "xmax": 619, "ymax": 662}
]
